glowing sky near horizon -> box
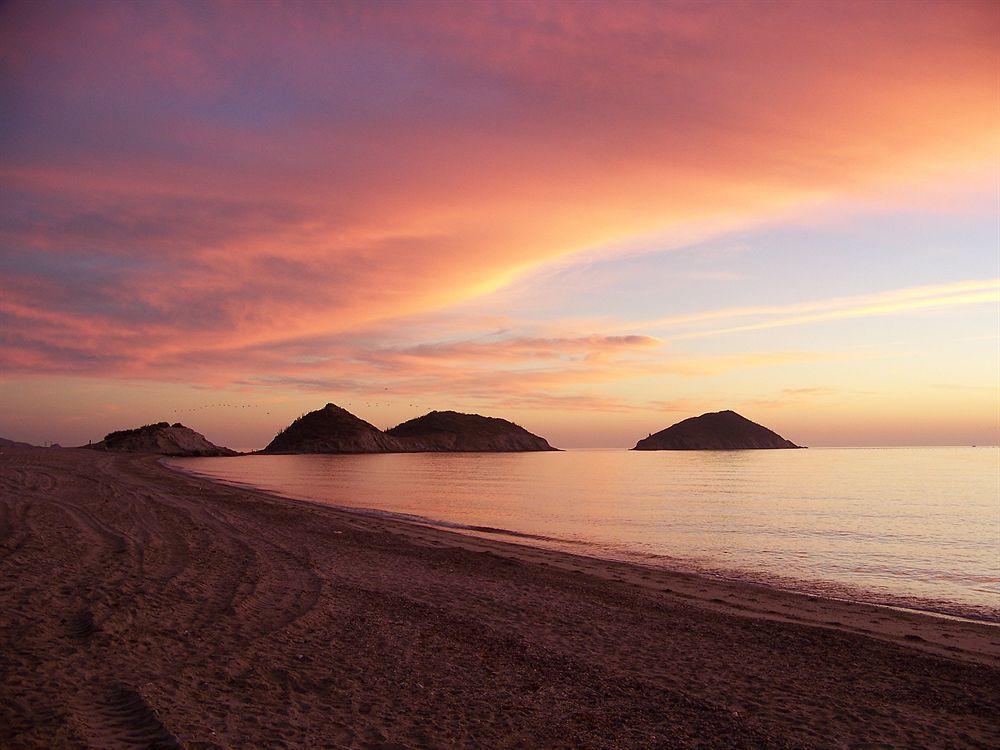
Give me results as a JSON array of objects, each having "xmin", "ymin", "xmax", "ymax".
[{"xmin": 1, "ymin": 0, "xmax": 998, "ymax": 449}]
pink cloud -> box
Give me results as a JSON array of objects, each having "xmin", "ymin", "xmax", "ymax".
[{"xmin": 1, "ymin": 0, "xmax": 996, "ymax": 396}]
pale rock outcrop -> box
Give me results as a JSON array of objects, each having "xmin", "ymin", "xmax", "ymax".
[{"xmin": 88, "ymin": 423, "xmax": 236, "ymax": 457}]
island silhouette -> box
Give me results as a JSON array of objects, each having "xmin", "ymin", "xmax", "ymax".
[
  {"xmin": 77, "ymin": 406, "xmax": 806, "ymax": 455},
  {"xmin": 633, "ymin": 410, "xmax": 803, "ymax": 450},
  {"xmin": 263, "ymin": 403, "xmax": 557, "ymax": 453}
]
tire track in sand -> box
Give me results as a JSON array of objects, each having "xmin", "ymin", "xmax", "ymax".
[{"xmin": 75, "ymin": 682, "xmax": 181, "ymax": 750}]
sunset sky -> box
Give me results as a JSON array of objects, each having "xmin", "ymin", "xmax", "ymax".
[{"xmin": 1, "ymin": 0, "xmax": 998, "ymax": 450}]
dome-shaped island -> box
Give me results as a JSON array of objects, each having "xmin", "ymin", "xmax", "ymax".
[{"xmin": 633, "ymin": 410, "xmax": 803, "ymax": 450}]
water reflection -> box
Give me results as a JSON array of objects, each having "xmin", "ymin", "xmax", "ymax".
[{"xmin": 168, "ymin": 447, "xmax": 1000, "ymax": 617}]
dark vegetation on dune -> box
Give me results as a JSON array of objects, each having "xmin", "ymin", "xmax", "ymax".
[
  {"xmin": 102, "ymin": 422, "xmax": 181, "ymax": 443},
  {"xmin": 634, "ymin": 410, "xmax": 802, "ymax": 451},
  {"xmin": 0, "ymin": 437, "xmax": 34, "ymax": 449},
  {"xmin": 88, "ymin": 422, "xmax": 236, "ymax": 457}
]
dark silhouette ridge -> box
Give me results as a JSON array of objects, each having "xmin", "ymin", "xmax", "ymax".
[
  {"xmin": 87, "ymin": 422, "xmax": 236, "ymax": 457},
  {"xmin": 0, "ymin": 436, "xmax": 33, "ymax": 449},
  {"xmin": 386, "ymin": 410, "xmax": 557, "ymax": 452},
  {"xmin": 263, "ymin": 404, "xmax": 401, "ymax": 454},
  {"xmin": 263, "ymin": 404, "xmax": 557, "ymax": 453},
  {"xmin": 633, "ymin": 410, "xmax": 803, "ymax": 450}
]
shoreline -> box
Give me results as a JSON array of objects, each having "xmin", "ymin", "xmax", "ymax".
[
  {"xmin": 162, "ymin": 456, "xmax": 1000, "ymax": 628},
  {"xmin": 159, "ymin": 455, "xmax": 1000, "ymax": 666},
  {"xmin": 3, "ymin": 445, "xmax": 998, "ymax": 748}
]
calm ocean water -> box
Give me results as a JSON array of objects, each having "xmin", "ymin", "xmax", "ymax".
[{"xmin": 167, "ymin": 447, "xmax": 1000, "ymax": 620}]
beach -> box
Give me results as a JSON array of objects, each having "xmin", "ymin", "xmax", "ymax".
[{"xmin": 1, "ymin": 445, "xmax": 997, "ymax": 749}]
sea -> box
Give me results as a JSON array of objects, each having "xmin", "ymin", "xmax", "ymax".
[{"xmin": 166, "ymin": 447, "xmax": 1000, "ymax": 621}]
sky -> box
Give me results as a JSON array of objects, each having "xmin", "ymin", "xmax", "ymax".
[{"xmin": 1, "ymin": 0, "xmax": 998, "ymax": 450}]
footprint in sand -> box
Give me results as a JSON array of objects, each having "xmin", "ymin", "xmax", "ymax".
[{"xmin": 67, "ymin": 609, "xmax": 97, "ymax": 640}]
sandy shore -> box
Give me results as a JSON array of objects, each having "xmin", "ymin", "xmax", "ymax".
[{"xmin": 1, "ymin": 446, "xmax": 997, "ymax": 748}]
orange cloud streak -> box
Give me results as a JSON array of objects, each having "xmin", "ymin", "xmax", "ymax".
[{"xmin": 0, "ymin": 0, "xmax": 997, "ymax": 388}]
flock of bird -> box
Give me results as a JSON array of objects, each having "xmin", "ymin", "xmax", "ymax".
[
  {"xmin": 170, "ymin": 400, "xmax": 425, "ymax": 417},
  {"xmin": 172, "ymin": 403, "xmax": 272, "ymax": 415}
]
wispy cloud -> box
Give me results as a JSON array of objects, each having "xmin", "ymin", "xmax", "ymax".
[
  {"xmin": 388, "ymin": 334, "xmax": 660, "ymax": 363},
  {"xmin": 638, "ymin": 279, "xmax": 999, "ymax": 340},
  {"xmin": 2, "ymin": 2, "xmax": 997, "ymax": 381},
  {"xmin": 1, "ymin": 1, "xmax": 997, "ymax": 447}
]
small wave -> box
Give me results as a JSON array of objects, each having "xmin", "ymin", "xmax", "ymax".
[
  {"xmin": 161, "ymin": 455, "xmax": 1000, "ymax": 624},
  {"xmin": 162, "ymin": 458, "xmax": 579, "ymax": 544}
]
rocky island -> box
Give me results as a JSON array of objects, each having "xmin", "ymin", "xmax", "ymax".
[
  {"xmin": 633, "ymin": 410, "xmax": 802, "ymax": 450},
  {"xmin": 263, "ymin": 403, "xmax": 401, "ymax": 454},
  {"xmin": 386, "ymin": 410, "xmax": 556, "ymax": 452},
  {"xmin": 263, "ymin": 403, "xmax": 556, "ymax": 453},
  {"xmin": 87, "ymin": 422, "xmax": 236, "ymax": 457}
]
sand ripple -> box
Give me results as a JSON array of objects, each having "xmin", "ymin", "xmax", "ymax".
[{"xmin": 1, "ymin": 445, "xmax": 998, "ymax": 748}]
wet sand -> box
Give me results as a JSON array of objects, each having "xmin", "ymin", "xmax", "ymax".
[{"xmin": 1, "ymin": 445, "xmax": 997, "ymax": 748}]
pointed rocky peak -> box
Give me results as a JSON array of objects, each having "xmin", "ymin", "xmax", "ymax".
[{"xmin": 263, "ymin": 403, "xmax": 401, "ymax": 454}]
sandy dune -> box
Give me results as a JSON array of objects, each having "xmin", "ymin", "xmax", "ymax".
[{"xmin": 1, "ymin": 445, "xmax": 997, "ymax": 748}]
